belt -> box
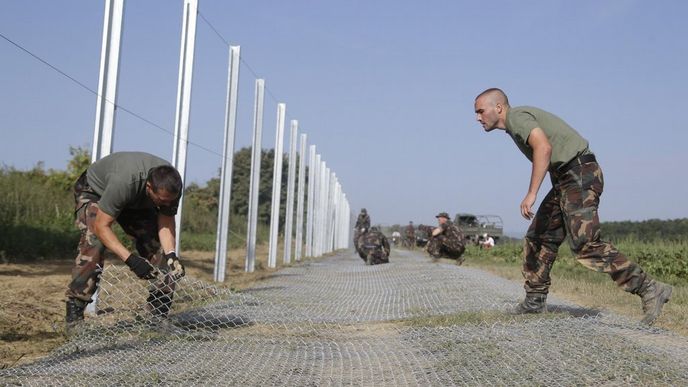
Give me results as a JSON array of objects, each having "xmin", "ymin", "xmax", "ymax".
[{"xmin": 556, "ymin": 153, "xmax": 597, "ymax": 175}]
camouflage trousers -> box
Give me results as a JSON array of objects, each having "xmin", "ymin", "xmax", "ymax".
[
  {"xmin": 65, "ymin": 173, "xmax": 171, "ymax": 304},
  {"xmin": 353, "ymin": 230, "xmax": 363, "ymax": 254},
  {"xmin": 523, "ymin": 161, "xmax": 646, "ymax": 295},
  {"xmin": 426, "ymin": 236, "xmax": 465, "ymax": 259}
]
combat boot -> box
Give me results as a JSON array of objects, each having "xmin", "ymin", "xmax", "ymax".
[
  {"xmin": 637, "ymin": 279, "xmax": 673, "ymax": 325},
  {"xmin": 66, "ymin": 298, "xmax": 87, "ymax": 326},
  {"xmin": 511, "ymin": 293, "xmax": 547, "ymax": 314}
]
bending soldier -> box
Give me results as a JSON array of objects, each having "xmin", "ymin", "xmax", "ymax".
[
  {"xmin": 65, "ymin": 151, "xmax": 185, "ymax": 325},
  {"xmin": 404, "ymin": 221, "xmax": 415, "ymax": 248},
  {"xmin": 426, "ymin": 212, "xmax": 466, "ymax": 263},
  {"xmin": 358, "ymin": 227, "xmax": 391, "ymax": 265},
  {"xmin": 474, "ymin": 88, "xmax": 672, "ymax": 324}
]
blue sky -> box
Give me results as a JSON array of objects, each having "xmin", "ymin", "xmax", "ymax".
[{"xmin": 2, "ymin": 0, "xmax": 687, "ymax": 235}]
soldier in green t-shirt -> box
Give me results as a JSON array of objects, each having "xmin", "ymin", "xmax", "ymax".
[
  {"xmin": 473, "ymin": 88, "xmax": 672, "ymax": 325},
  {"xmin": 65, "ymin": 151, "xmax": 186, "ymax": 325}
]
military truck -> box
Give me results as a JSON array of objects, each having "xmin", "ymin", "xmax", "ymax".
[{"xmin": 454, "ymin": 213, "xmax": 503, "ymax": 245}]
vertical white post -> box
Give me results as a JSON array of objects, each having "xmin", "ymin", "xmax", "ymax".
[
  {"xmin": 283, "ymin": 120, "xmax": 298, "ymax": 264},
  {"xmin": 245, "ymin": 79, "xmax": 265, "ymax": 272},
  {"xmin": 172, "ymin": 0, "xmax": 198, "ymax": 254},
  {"xmin": 92, "ymin": 0, "xmax": 124, "ymax": 162},
  {"xmin": 333, "ymin": 182, "xmax": 341, "ymax": 249},
  {"xmin": 317, "ymin": 164, "xmax": 329, "ymax": 256},
  {"xmin": 267, "ymin": 103, "xmax": 286, "ymax": 269},
  {"xmin": 327, "ymin": 173, "xmax": 336, "ymax": 253},
  {"xmin": 305, "ymin": 145, "xmax": 316, "ymax": 257},
  {"xmin": 324, "ymin": 167, "xmax": 332, "ymax": 254},
  {"xmin": 87, "ymin": 0, "xmax": 125, "ymax": 317},
  {"xmin": 339, "ymin": 192, "xmax": 346, "ymax": 249},
  {"xmin": 294, "ymin": 133, "xmax": 307, "ymax": 261},
  {"xmin": 312, "ymin": 155, "xmax": 321, "ymax": 256},
  {"xmin": 345, "ymin": 197, "xmax": 351, "ymax": 248},
  {"xmin": 213, "ymin": 45, "xmax": 241, "ymax": 283}
]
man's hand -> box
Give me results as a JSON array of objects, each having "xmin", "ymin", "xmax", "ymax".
[
  {"xmin": 125, "ymin": 254, "xmax": 159, "ymax": 280},
  {"xmin": 164, "ymin": 252, "xmax": 185, "ymax": 281},
  {"xmin": 520, "ymin": 192, "xmax": 537, "ymax": 220}
]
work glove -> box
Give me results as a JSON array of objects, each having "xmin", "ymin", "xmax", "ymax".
[
  {"xmin": 164, "ymin": 251, "xmax": 185, "ymax": 281},
  {"xmin": 125, "ymin": 254, "xmax": 159, "ymax": 280}
]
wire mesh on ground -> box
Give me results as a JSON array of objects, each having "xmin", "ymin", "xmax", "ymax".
[{"xmin": 3, "ymin": 250, "xmax": 687, "ymax": 385}]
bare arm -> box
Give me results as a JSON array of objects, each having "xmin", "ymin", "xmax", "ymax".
[
  {"xmin": 432, "ymin": 227, "xmax": 442, "ymax": 237},
  {"xmin": 521, "ymin": 127, "xmax": 552, "ymax": 220},
  {"xmin": 94, "ymin": 211, "xmax": 132, "ymax": 261},
  {"xmin": 158, "ymin": 214, "xmax": 176, "ymax": 254}
]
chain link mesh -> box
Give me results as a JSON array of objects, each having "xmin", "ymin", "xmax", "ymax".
[{"xmin": 3, "ymin": 249, "xmax": 687, "ymax": 385}]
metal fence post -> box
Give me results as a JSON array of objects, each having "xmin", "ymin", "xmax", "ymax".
[
  {"xmin": 214, "ymin": 46, "xmax": 241, "ymax": 282},
  {"xmin": 267, "ymin": 103, "xmax": 286, "ymax": 268},
  {"xmin": 172, "ymin": 0, "xmax": 198, "ymax": 254},
  {"xmin": 283, "ymin": 120, "xmax": 298, "ymax": 264},
  {"xmin": 294, "ymin": 133, "xmax": 307, "ymax": 261},
  {"xmin": 305, "ymin": 145, "xmax": 316, "ymax": 257},
  {"xmin": 245, "ymin": 79, "xmax": 265, "ymax": 272},
  {"xmin": 92, "ymin": 0, "xmax": 124, "ymax": 162}
]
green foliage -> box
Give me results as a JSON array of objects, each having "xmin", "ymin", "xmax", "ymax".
[
  {"xmin": 466, "ymin": 242, "xmax": 523, "ymax": 264},
  {"xmin": 0, "ymin": 146, "xmax": 308, "ymax": 261},
  {"xmin": 601, "ymin": 218, "xmax": 688, "ymax": 242},
  {"xmin": 44, "ymin": 146, "xmax": 92, "ymax": 191},
  {"xmin": 0, "ymin": 150, "xmax": 87, "ymax": 261},
  {"xmin": 182, "ymin": 146, "xmax": 308, "ymax": 242},
  {"xmin": 0, "ymin": 146, "xmax": 128, "ymax": 261}
]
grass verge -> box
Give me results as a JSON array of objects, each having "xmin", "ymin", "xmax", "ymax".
[{"xmin": 462, "ymin": 244, "xmax": 688, "ymax": 336}]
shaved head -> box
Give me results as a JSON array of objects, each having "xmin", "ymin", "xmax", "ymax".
[
  {"xmin": 474, "ymin": 88, "xmax": 510, "ymax": 132},
  {"xmin": 475, "ymin": 88, "xmax": 509, "ymax": 106}
]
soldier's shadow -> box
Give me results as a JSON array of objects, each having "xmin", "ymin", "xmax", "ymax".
[{"xmin": 548, "ymin": 304, "xmax": 602, "ymax": 318}]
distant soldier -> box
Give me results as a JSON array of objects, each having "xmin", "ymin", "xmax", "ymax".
[
  {"xmin": 358, "ymin": 226, "xmax": 390, "ymax": 265},
  {"xmin": 426, "ymin": 212, "xmax": 466, "ymax": 263},
  {"xmin": 353, "ymin": 208, "xmax": 371, "ymax": 254},
  {"xmin": 405, "ymin": 221, "xmax": 415, "ymax": 248}
]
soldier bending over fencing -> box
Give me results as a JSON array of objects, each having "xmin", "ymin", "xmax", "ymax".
[{"xmin": 357, "ymin": 227, "xmax": 391, "ymax": 265}]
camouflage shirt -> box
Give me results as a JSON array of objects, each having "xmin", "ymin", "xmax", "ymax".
[
  {"xmin": 437, "ymin": 220, "xmax": 464, "ymax": 242},
  {"xmin": 355, "ymin": 213, "xmax": 371, "ymax": 230}
]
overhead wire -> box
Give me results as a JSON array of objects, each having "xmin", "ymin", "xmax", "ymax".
[
  {"xmin": 197, "ymin": 9, "xmax": 281, "ymax": 107},
  {"xmin": 0, "ymin": 30, "xmax": 224, "ymax": 158}
]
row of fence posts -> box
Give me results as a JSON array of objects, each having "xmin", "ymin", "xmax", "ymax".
[{"xmin": 89, "ymin": 0, "xmax": 352, "ymax": 286}]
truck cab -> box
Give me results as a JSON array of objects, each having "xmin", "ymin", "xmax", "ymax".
[{"xmin": 454, "ymin": 213, "xmax": 503, "ymax": 245}]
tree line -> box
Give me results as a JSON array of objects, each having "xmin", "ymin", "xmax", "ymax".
[
  {"xmin": 0, "ymin": 147, "xmax": 305, "ymax": 262},
  {"xmin": 1, "ymin": 146, "xmax": 685, "ymax": 262}
]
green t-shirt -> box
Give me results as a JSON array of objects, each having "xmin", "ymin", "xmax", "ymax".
[
  {"xmin": 505, "ymin": 106, "xmax": 591, "ymax": 170},
  {"xmin": 86, "ymin": 152, "xmax": 179, "ymax": 218}
]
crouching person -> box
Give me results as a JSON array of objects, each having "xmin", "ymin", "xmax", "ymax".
[
  {"xmin": 65, "ymin": 151, "xmax": 186, "ymax": 326},
  {"xmin": 426, "ymin": 212, "xmax": 466, "ymax": 264},
  {"xmin": 358, "ymin": 227, "xmax": 391, "ymax": 265}
]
